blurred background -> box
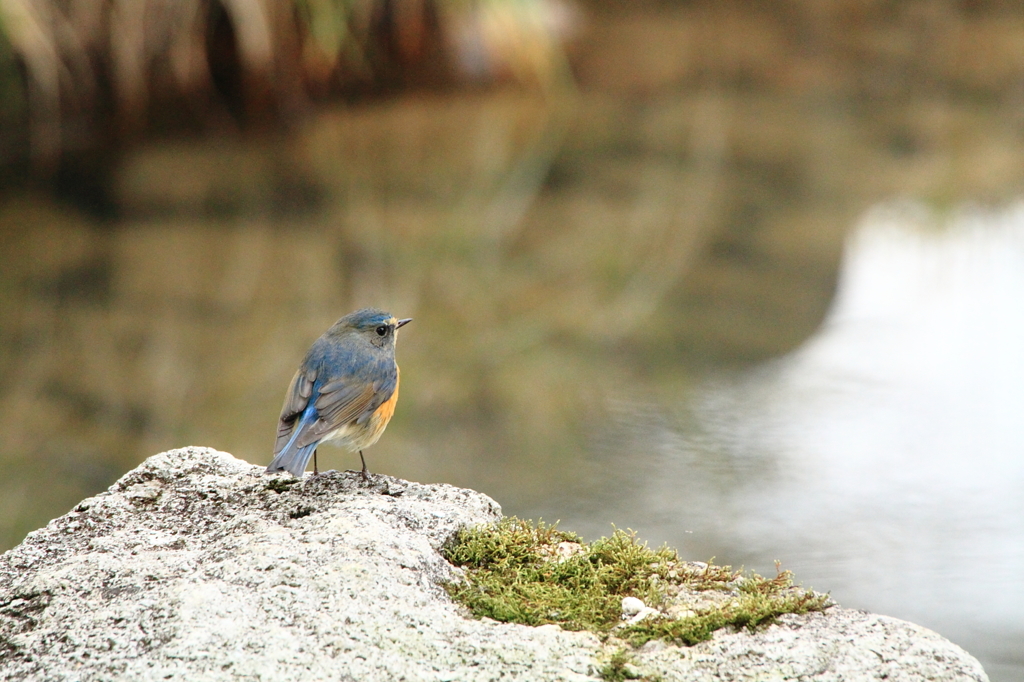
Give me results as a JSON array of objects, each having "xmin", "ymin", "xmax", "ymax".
[{"xmin": 1, "ymin": 0, "xmax": 1023, "ymax": 678}]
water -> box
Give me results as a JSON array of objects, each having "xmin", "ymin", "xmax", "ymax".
[{"xmin": 540, "ymin": 203, "xmax": 1024, "ymax": 678}]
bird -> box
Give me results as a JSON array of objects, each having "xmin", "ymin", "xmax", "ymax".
[{"xmin": 266, "ymin": 308, "xmax": 412, "ymax": 479}]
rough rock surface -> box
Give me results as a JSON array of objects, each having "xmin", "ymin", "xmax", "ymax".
[{"xmin": 0, "ymin": 447, "xmax": 988, "ymax": 681}]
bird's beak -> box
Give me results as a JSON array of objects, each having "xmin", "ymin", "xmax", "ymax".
[{"xmin": 397, "ymin": 318, "xmax": 413, "ymax": 329}]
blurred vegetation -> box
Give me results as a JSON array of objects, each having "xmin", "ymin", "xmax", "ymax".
[{"xmin": 0, "ymin": 0, "xmax": 568, "ymax": 172}]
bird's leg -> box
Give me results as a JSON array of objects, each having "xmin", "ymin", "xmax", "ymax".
[
  {"xmin": 313, "ymin": 448, "xmax": 319, "ymax": 476},
  {"xmin": 359, "ymin": 450, "xmax": 369, "ymax": 481}
]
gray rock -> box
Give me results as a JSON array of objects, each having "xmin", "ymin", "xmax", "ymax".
[
  {"xmin": 0, "ymin": 447, "xmax": 988, "ymax": 681},
  {"xmin": 635, "ymin": 609, "xmax": 990, "ymax": 681}
]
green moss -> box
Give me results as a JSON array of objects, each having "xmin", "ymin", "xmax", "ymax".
[
  {"xmin": 597, "ymin": 648, "xmax": 642, "ymax": 681},
  {"xmin": 443, "ymin": 518, "xmax": 831, "ymax": 648},
  {"xmin": 265, "ymin": 478, "xmax": 299, "ymax": 493},
  {"xmin": 620, "ymin": 582, "xmax": 832, "ymax": 648}
]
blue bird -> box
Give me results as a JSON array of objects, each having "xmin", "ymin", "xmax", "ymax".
[{"xmin": 266, "ymin": 308, "xmax": 412, "ymax": 478}]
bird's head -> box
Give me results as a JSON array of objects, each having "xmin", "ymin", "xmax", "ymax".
[{"xmin": 332, "ymin": 308, "xmax": 412, "ymax": 349}]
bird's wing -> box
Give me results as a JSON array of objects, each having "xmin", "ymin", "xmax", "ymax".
[
  {"xmin": 295, "ymin": 377, "xmax": 381, "ymax": 446},
  {"xmin": 273, "ymin": 368, "xmax": 317, "ymax": 457}
]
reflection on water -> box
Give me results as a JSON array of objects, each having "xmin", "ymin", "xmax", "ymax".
[
  {"xmin": 552, "ymin": 203, "xmax": 1024, "ymax": 680},
  {"xmin": 0, "ymin": 86, "xmax": 855, "ymax": 551}
]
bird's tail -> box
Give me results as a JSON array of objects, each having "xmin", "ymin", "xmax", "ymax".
[{"xmin": 266, "ymin": 408, "xmax": 318, "ymax": 477}]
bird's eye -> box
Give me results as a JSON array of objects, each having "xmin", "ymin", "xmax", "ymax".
[{"xmin": 375, "ymin": 325, "xmax": 388, "ymax": 336}]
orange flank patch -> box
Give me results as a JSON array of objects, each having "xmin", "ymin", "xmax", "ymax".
[{"xmin": 370, "ymin": 368, "xmax": 400, "ymax": 434}]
